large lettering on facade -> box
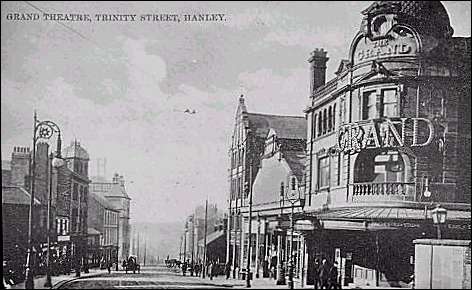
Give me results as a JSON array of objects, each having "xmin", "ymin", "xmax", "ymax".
[
  {"xmin": 337, "ymin": 118, "xmax": 434, "ymax": 154},
  {"xmin": 353, "ymin": 33, "xmax": 418, "ymax": 64}
]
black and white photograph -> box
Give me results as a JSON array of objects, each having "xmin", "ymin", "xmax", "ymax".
[{"xmin": 1, "ymin": 1, "xmax": 471, "ymax": 289}]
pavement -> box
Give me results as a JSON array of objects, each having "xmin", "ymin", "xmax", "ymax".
[
  {"xmin": 8, "ymin": 268, "xmax": 107, "ymax": 289},
  {"xmin": 7, "ymin": 266, "xmax": 405, "ymax": 289}
]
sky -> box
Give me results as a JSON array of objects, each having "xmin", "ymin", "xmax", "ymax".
[{"xmin": 2, "ymin": 1, "xmax": 471, "ymax": 224}]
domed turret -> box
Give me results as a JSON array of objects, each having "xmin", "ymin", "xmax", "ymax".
[
  {"xmin": 361, "ymin": 1, "xmax": 453, "ymax": 39},
  {"xmin": 63, "ymin": 140, "xmax": 90, "ymax": 160}
]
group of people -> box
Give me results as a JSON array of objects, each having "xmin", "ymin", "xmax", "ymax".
[
  {"xmin": 313, "ymin": 259, "xmax": 340, "ymax": 289},
  {"xmin": 181, "ymin": 260, "xmax": 224, "ymax": 280}
]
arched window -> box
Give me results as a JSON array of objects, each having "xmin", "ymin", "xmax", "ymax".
[
  {"xmin": 323, "ymin": 109, "xmax": 327, "ymax": 134},
  {"xmin": 328, "ymin": 106, "xmax": 333, "ymax": 132}
]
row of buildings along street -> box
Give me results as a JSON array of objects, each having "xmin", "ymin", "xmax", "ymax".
[
  {"xmin": 178, "ymin": 1, "xmax": 471, "ymax": 289},
  {"xmin": 2, "ymin": 137, "xmax": 132, "ymax": 285}
]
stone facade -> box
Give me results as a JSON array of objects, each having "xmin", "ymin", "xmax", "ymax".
[
  {"xmin": 90, "ymin": 173, "xmax": 131, "ymax": 261},
  {"xmin": 301, "ymin": 1, "xmax": 471, "ymax": 287}
]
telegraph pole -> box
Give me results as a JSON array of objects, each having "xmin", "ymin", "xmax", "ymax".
[
  {"xmin": 144, "ymin": 236, "xmax": 147, "ymax": 267},
  {"xmin": 179, "ymin": 235, "xmax": 183, "ymax": 262},
  {"xmin": 202, "ymin": 199, "xmax": 208, "ymax": 278},
  {"xmin": 191, "ymin": 215, "xmax": 195, "ymax": 275},
  {"xmin": 137, "ymin": 231, "xmax": 140, "ymax": 264}
]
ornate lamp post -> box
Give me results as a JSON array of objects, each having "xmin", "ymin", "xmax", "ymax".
[
  {"xmin": 25, "ymin": 112, "xmax": 62, "ymax": 289},
  {"xmin": 276, "ymin": 181, "xmax": 286, "ymax": 286},
  {"xmin": 431, "ymin": 205, "xmax": 447, "ymax": 239},
  {"xmin": 286, "ymin": 176, "xmax": 305, "ymax": 290},
  {"xmin": 44, "ymin": 146, "xmax": 65, "ymax": 287}
]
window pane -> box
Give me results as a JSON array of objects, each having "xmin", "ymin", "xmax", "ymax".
[
  {"xmin": 363, "ymin": 91, "xmax": 377, "ymax": 120},
  {"xmin": 383, "ymin": 89, "xmax": 397, "ymax": 117},
  {"xmin": 319, "ymin": 157, "xmax": 329, "ymax": 187}
]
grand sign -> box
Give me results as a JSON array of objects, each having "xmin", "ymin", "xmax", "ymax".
[
  {"xmin": 337, "ymin": 118, "xmax": 434, "ymax": 154},
  {"xmin": 353, "ymin": 33, "xmax": 418, "ymax": 64}
]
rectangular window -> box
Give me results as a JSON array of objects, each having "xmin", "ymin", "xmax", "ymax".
[
  {"xmin": 363, "ymin": 91, "xmax": 377, "ymax": 120},
  {"xmin": 363, "ymin": 88, "xmax": 398, "ymax": 119},
  {"xmin": 71, "ymin": 209, "xmax": 78, "ymax": 232},
  {"xmin": 318, "ymin": 157, "xmax": 330, "ymax": 188},
  {"xmin": 73, "ymin": 183, "xmax": 78, "ymax": 201},
  {"xmin": 382, "ymin": 89, "xmax": 398, "ymax": 117}
]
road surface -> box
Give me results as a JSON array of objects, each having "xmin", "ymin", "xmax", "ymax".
[{"xmin": 56, "ymin": 265, "xmax": 241, "ymax": 289}]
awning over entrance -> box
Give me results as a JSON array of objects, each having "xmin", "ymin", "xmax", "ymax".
[{"xmin": 313, "ymin": 207, "xmax": 471, "ymax": 222}]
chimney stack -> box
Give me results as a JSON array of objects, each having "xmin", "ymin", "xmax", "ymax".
[
  {"xmin": 112, "ymin": 173, "xmax": 120, "ymax": 184},
  {"xmin": 308, "ymin": 48, "xmax": 329, "ymax": 93}
]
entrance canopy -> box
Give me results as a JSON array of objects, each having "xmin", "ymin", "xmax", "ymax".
[{"xmin": 309, "ymin": 206, "xmax": 471, "ymax": 231}]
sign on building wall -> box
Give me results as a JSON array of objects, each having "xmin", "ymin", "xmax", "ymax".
[
  {"xmin": 353, "ymin": 29, "xmax": 418, "ymax": 65},
  {"xmin": 337, "ymin": 117, "xmax": 434, "ymax": 154}
]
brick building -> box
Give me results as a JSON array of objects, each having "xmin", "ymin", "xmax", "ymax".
[
  {"xmin": 90, "ymin": 173, "xmax": 131, "ymax": 261},
  {"xmin": 2, "ymin": 144, "xmax": 50, "ymax": 273},
  {"xmin": 55, "ymin": 140, "xmax": 91, "ymax": 273},
  {"xmin": 87, "ymin": 191, "xmax": 119, "ymax": 267}
]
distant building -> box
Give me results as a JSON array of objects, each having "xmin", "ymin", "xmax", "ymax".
[
  {"xmin": 90, "ymin": 173, "xmax": 131, "ymax": 261},
  {"xmin": 197, "ymin": 229, "xmax": 226, "ymax": 266},
  {"xmin": 183, "ymin": 203, "xmax": 224, "ymax": 264},
  {"xmin": 87, "ymin": 191, "xmax": 120, "ymax": 267}
]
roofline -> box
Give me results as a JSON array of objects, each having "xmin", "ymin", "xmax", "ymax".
[
  {"xmin": 246, "ymin": 112, "xmax": 306, "ymax": 119},
  {"xmin": 104, "ymin": 195, "xmax": 132, "ymax": 200},
  {"xmin": 2, "ymin": 185, "xmax": 41, "ymax": 205}
]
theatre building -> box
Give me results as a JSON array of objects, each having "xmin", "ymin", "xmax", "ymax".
[{"xmin": 301, "ymin": 1, "xmax": 471, "ymax": 288}]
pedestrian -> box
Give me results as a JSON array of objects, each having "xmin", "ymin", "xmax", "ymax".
[
  {"xmin": 263, "ymin": 256, "xmax": 269, "ymax": 278},
  {"xmin": 182, "ymin": 260, "xmax": 187, "ymax": 276},
  {"xmin": 313, "ymin": 258, "xmax": 321, "ymax": 290},
  {"xmin": 189, "ymin": 262, "xmax": 194, "ymax": 276},
  {"xmin": 319, "ymin": 259, "xmax": 330, "ymax": 289},
  {"xmin": 225, "ymin": 261, "xmax": 231, "ymax": 279},
  {"xmin": 107, "ymin": 260, "xmax": 112, "ymax": 274},
  {"xmin": 209, "ymin": 261, "xmax": 214, "ymax": 280},
  {"xmin": 328, "ymin": 261, "xmax": 339, "ymax": 289}
]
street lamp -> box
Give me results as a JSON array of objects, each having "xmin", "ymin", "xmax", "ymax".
[
  {"xmin": 44, "ymin": 150, "xmax": 65, "ymax": 288},
  {"xmin": 286, "ymin": 176, "xmax": 305, "ymax": 290},
  {"xmin": 25, "ymin": 112, "xmax": 62, "ymax": 289},
  {"xmin": 276, "ymin": 182, "xmax": 286, "ymax": 286},
  {"xmin": 431, "ymin": 205, "xmax": 447, "ymax": 239}
]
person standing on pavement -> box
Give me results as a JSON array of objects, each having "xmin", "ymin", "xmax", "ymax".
[
  {"xmin": 319, "ymin": 258, "xmax": 331, "ymax": 289},
  {"xmin": 328, "ymin": 261, "xmax": 339, "ymax": 289},
  {"xmin": 208, "ymin": 261, "xmax": 214, "ymax": 280},
  {"xmin": 225, "ymin": 261, "xmax": 231, "ymax": 279},
  {"xmin": 107, "ymin": 260, "xmax": 112, "ymax": 274},
  {"xmin": 182, "ymin": 260, "xmax": 187, "ymax": 276},
  {"xmin": 313, "ymin": 258, "xmax": 321, "ymax": 289}
]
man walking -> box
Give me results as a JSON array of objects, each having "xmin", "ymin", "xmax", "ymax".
[
  {"xmin": 319, "ymin": 259, "xmax": 330, "ymax": 289},
  {"xmin": 209, "ymin": 261, "xmax": 214, "ymax": 280},
  {"xmin": 225, "ymin": 261, "xmax": 231, "ymax": 279},
  {"xmin": 328, "ymin": 261, "xmax": 339, "ymax": 289},
  {"xmin": 313, "ymin": 258, "xmax": 321, "ymax": 289},
  {"xmin": 182, "ymin": 260, "xmax": 187, "ymax": 276}
]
